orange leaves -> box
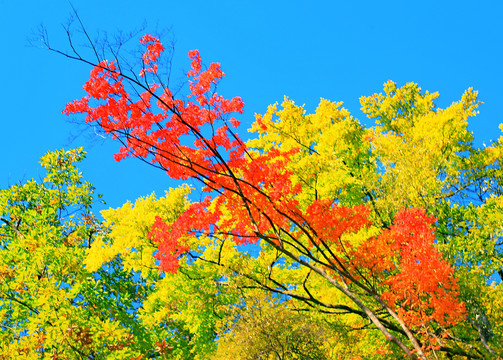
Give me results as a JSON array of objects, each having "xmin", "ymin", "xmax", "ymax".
[
  {"xmin": 377, "ymin": 208, "xmax": 465, "ymax": 328},
  {"xmin": 351, "ymin": 229, "xmax": 398, "ymax": 277},
  {"xmin": 144, "ymin": 145, "xmax": 304, "ymax": 269},
  {"xmin": 350, "ymin": 208, "xmax": 465, "ymax": 331},
  {"xmin": 304, "ymin": 200, "xmax": 371, "ymax": 246},
  {"xmin": 154, "ymin": 339, "xmax": 174, "ymax": 354}
]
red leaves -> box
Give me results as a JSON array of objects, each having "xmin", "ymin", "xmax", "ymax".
[
  {"xmin": 63, "ymin": 36, "xmax": 245, "ymax": 178},
  {"xmin": 83, "ymin": 61, "xmax": 124, "ymax": 99},
  {"xmin": 140, "ymin": 34, "xmax": 164, "ymax": 75},
  {"xmin": 377, "ymin": 208, "xmax": 465, "ymax": 328},
  {"xmin": 148, "ymin": 197, "xmax": 220, "ymax": 273},
  {"xmin": 148, "ymin": 216, "xmax": 189, "ymax": 273},
  {"xmin": 187, "ymin": 50, "xmax": 202, "ymax": 77},
  {"xmin": 304, "ymin": 200, "xmax": 371, "ymax": 246},
  {"xmin": 190, "ymin": 62, "xmax": 224, "ymax": 100}
]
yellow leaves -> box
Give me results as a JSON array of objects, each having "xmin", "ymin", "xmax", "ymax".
[
  {"xmin": 483, "ymin": 123, "xmax": 503, "ymax": 165},
  {"xmin": 461, "ymin": 87, "xmax": 480, "ymax": 116},
  {"xmin": 86, "ymin": 186, "xmax": 190, "ymax": 273},
  {"xmin": 485, "ymin": 146, "xmax": 503, "ymax": 165},
  {"xmin": 360, "ymin": 81, "xmax": 440, "ymax": 134},
  {"xmin": 315, "ymin": 98, "xmax": 350, "ymax": 125},
  {"xmin": 84, "ymin": 237, "xmax": 114, "ymax": 272},
  {"xmin": 415, "ymin": 89, "xmax": 439, "ymax": 114},
  {"xmin": 250, "ymin": 96, "xmax": 347, "ymax": 152},
  {"xmin": 248, "ymin": 96, "xmax": 368, "ymax": 207},
  {"xmin": 342, "ymin": 224, "xmax": 381, "ymax": 250},
  {"xmin": 24, "ymin": 236, "xmax": 41, "ymax": 252},
  {"xmin": 213, "ymin": 292, "xmax": 353, "ymax": 360},
  {"xmin": 361, "ymin": 82, "xmax": 483, "ymax": 214}
]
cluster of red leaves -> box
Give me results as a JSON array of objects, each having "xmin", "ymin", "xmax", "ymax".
[
  {"xmin": 63, "ymin": 36, "xmax": 245, "ymax": 179},
  {"xmin": 148, "ymin": 197, "xmax": 218, "ymax": 273},
  {"xmin": 140, "ymin": 34, "xmax": 164, "ymax": 76},
  {"xmin": 215, "ymin": 148, "xmax": 305, "ymax": 245},
  {"xmin": 303, "ymin": 200, "xmax": 371, "ymax": 247},
  {"xmin": 355, "ymin": 208, "xmax": 466, "ymax": 328},
  {"xmin": 63, "ymin": 35, "xmax": 303, "ymax": 271}
]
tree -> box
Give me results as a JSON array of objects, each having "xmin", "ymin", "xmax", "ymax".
[
  {"xmin": 0, "ymin": 149, "xmax": 233, "ymax": 359},
  {"xmin": 212, "ymin": 291, "xmax": 339, "ymax": 360},
  {"xmin": 57, "ymin": 32, "xmax": 502, "ymax": 359},
  {"xmin": 0, "ymin": 148, "xmax": 140, "ymax": 359}
]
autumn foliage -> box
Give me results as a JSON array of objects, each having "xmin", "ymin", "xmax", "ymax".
[
  {"xmin": 380, "ymin": 208, "xmax": 466, "ymax": 328},
  {"xmin": 58, "ymin": 34, "xmax": 491, "ymax": 359},
  {"xmin": 0, "ymin": 29, "xmax": 496, "ymax": 359}
]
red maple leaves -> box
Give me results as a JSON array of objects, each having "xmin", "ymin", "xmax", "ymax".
[
  {"xmin": 64, "ymin": 35, "xmax": 465, "ymax": 337},
  {"xmin": 140, "ymin": 34, "xmax": 164, "ymax": 75},
  {"xmin": 353, "ymin": 208, "xmax": 465, "ymax": 328},
  {"xmin": 381, "ymin": 208, "xmax": 465, "ymax": 328}
]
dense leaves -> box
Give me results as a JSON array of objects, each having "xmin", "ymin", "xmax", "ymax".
[
  {"xmin": 0, "ymin": 151, "xmax": 230, "ymax": 359},
  {"xmin": 12, "ymin": 32, "xmax": 503, "ymax": 359}
]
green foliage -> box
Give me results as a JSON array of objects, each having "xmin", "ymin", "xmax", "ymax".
[{"xmin": 0, "ymin": 149, "xmax": 223, "ymax": 359}]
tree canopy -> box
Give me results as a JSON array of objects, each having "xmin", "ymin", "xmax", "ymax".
[{"xmin": 1, "ymin": 33, "xmax": 502, "ymax": 359}]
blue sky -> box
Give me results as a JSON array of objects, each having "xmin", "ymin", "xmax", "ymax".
[{"xmin": 1, "ymin": 0, "xmax": 502, "ymax": 213}]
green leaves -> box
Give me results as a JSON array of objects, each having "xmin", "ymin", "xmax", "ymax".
[{"xmin": 0, "ymin": 150, "xmax": 200, "ymax": 359}]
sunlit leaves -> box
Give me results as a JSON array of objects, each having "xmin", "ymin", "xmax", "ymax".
[
  {"xmin": 61, "ymin": 33, "xmax": 503, "ymax": 359},
  {"xmin": 0, "ymin": 151, "xmax": 197, "ymax": 359}
]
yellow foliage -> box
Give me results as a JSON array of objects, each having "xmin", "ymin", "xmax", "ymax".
[{"xmin": 85, "ymin": 186, "xmax": 191, "ymax": 273}]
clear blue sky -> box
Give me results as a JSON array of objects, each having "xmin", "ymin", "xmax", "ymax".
[{"xmin": 1, "ymin": 0, "xmax": 502, "ymax": 213}]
